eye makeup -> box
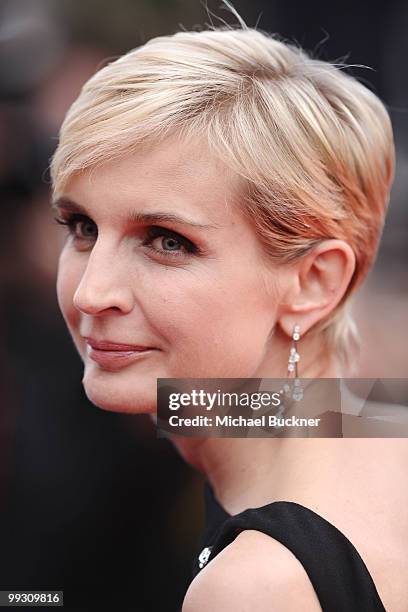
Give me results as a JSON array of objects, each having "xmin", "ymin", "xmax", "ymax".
[
  {"xmin": 55, "ymin": 213, "xmax": 97, "ymax": 241},
  {"xmin": 54, "ymin": 213, "xmax": 202, "ymax": 260},
  {"xmin": 142, "ymin": 225, "xmax": 200, "ymax": 258}
]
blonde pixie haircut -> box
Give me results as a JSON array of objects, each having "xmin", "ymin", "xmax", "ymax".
[{"xmin": 51, "ymin": 27, "xmax": 395, "ymax": 370}]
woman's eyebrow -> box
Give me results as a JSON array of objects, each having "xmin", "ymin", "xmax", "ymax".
[
  {"xmin": 52, "ymin": 197, "xmax": 218, "ymax": 229},
  {"xmin": 52, "ymin": 197, "xmax": 87, "ymax": 215},
  {"xmin": 128, "ymin": 211, "xmax": 216, "ymax": 229}
]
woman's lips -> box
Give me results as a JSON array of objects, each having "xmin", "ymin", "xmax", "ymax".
[{"xmin": 84, "ymin": 338, "xmax": 156, "ymax": 370}]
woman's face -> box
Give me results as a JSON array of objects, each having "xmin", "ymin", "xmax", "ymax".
[{"xmin": 55, "ymin": 137, "xmax": 282, "ymax": 413}]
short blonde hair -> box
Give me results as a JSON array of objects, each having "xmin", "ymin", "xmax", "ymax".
[{"xmin": 51, "ymin": 27, "xmax": 395, "ymax": 369}]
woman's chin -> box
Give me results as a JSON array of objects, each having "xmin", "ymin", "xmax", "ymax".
[{"xmin": 81, "ymin": 366, "xmax": 157, "ymax": 414}]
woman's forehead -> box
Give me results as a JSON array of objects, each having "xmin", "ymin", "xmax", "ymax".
[{"xmin": 61, "ymin": 136, "xmax": 242, "ymax": 226}]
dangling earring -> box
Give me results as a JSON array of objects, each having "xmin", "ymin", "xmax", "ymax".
[
  {"xmin": 287, "ymin": 324, "xmax": 300, "ymax": 377},
  {"xmin": 285, "ymin": 324, "xmax": 303, "ymax": 402},
  {"xmin": 280, "ymin": 324, "xmax": 303, "ymax": 404}
]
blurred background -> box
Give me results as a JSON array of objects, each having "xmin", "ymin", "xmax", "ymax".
[{"xmin": 0, "ymin": 0, "xmax": 407, "ymax": 610}]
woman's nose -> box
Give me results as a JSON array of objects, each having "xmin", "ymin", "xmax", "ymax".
[{"xmin": 73, "ymin": 244, "xmax": 135, "ymax": 315}]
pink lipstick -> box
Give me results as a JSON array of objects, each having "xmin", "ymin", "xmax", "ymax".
[{"xmin": 85, "ymin": 338, "xmax": 156, "ymax": 370}]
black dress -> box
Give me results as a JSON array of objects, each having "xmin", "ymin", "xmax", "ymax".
[{"xmin": 192, "ymin": 483, "xmax": 386, "ymax": 612}]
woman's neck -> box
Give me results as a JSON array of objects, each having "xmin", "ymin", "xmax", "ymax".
[
  {"xmin": 196, "ymin": 437, "xmax": 408, "ymax": 517},
  {"xmin": 171, "ymin": 355, "xmax": 342, "ymax": 514}
]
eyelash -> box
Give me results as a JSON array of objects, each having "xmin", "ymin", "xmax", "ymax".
[
  {"xmin": 54, "ymin": 213, "xmax": 200, "ymax": 259},
  {"xmin": 55, "ymin": 214, "xmax": 97, "ymax": 241},
  {"xmin": 142, "ymin": 226, "xmax": 199, "ymax": 258}
]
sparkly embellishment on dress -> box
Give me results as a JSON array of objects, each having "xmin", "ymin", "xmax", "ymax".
[{"xmin": 198, "ymin": 546, "xmax": 213, "ymax": 569}]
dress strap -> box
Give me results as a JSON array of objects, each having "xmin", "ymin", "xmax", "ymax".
[{"xmin": 201, "ymin": 500, "xmax": 386, "ymax": 612}]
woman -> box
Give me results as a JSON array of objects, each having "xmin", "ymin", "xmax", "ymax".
[{"xmin": 51, "ymin": 25, "xmax": 408, "ymax": 611}]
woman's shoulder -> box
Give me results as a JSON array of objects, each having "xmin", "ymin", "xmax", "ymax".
[{"xmin": 182, "ymin": 529, "xmax": 322, "ymax": 612}]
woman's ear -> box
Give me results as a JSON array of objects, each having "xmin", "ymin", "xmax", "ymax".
[{"xmin": 278, "ymin": 239, "xmax": 356, "ymax": 337}]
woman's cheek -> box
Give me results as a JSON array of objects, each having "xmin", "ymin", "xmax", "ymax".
[
  {"xmin": 155, "ymin": 283, "xmax": 240, "ymax": 359},
  {"xmin": 56, "ymin": 250, "xmax": 83, "ymax": 348}
]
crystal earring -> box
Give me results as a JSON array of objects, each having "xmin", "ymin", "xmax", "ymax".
[
  {"xmin": 287, "ymin": 324, "xmax": 300, "ymax": 377},
  {"xmin": 283, "ymin": 324, "xmax": 303, "ymax": 402}
]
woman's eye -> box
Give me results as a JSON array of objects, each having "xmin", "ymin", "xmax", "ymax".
[
  {"xmin": 55, "ymin": 214, "xmax": 97, "ymax": 241},
  {"xmin": 152, "ymin": 235, "xmax": 182, "ymax": 252},
  {"xmin": 76, "ymin": 219, "xmax": 97, "ymax": 239},
  {"xmin": 142, "ymin": 226, "xmax": 199, "ymax": 258}
]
